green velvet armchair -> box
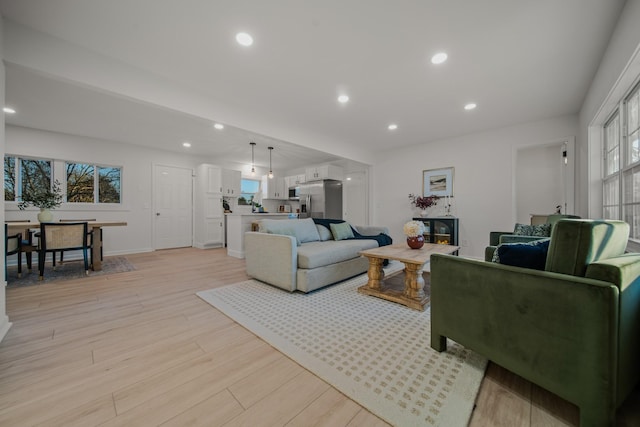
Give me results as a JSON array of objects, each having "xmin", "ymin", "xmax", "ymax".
[
  {"xmin": 485, "ymin": 214, "xmax": 581, "ymax": 261},
  {"xmin": 431, "ymin": 219, "xmax": 640, "ymax": 427}
]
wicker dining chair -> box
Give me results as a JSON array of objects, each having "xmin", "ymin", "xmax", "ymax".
[
  {"xmin": 5, "ymin": 224, "xmax": 22, "ymax": 280},
  {"xmin": 38, "ymin": 222, "xmax": 90, "ymax": 280},
  {"xmin": 58, "ymin": 219, "xmax": 99, "ymax": 267},
  {"xmin": 5, "ymin": 219, "xmax": 36, "ymax": 271}
]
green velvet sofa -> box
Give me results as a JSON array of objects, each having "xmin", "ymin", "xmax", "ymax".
[{"xmin": 430, "ymin": 219, "xmax": 640, "ymax": 426}]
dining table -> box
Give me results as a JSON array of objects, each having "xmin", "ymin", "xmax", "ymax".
[{"xmin": 6, "ymin": 220, "xmax": 128, "ymax": 271}]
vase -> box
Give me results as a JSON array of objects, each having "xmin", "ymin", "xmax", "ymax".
[
  {"xmin": 37, "ymin": 208, "xmax": 53, "ymax": 222},
  {"xmin": 420, "ymin": 210, "xmax": 428, "ymax": 217},
  {"xmin": 406, "ymin": 235, "xmax": 425, "ymax": 249}
]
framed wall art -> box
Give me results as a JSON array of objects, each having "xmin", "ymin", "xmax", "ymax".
[{"xmin": 423, "ymin": 167, "xmax": 454, "ymax": 197}]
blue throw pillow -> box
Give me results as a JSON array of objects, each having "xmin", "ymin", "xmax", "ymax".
[{"xmin": 494, "ymin": 238, "xmax": 551, "ymax": 270}]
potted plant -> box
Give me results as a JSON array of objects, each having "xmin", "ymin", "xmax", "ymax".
[
  {"xmin": 18, "ymin": 179, "xmax": 64, "ymax": 222},
  {"xmin": 408, "ymin": 193, "xmax": 440, "ymax": 217}
]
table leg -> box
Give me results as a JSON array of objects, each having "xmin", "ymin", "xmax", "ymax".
[
  {"xmin": 365, "ymin": 257, "xmax": 385, "ymax": 290},
  {"xmin": 403, "ymin": 262, "xmax": 425, "ymax": 300},
  {"xmin": 91, "ymin": 225, "xmax": 103, "ymax": 271}
]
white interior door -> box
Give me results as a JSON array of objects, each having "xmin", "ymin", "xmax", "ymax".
[
  {"xmin": 154, "ymin": 164, "xmax": 193, "ymax": 249},
  {"xmin": 343, "ymin": 170, "xmax": 369, "ymax": 225}
]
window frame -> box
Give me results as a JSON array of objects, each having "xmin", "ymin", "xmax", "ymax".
[
  {"xmin": 4, "ymin": 155, "xmax": 124, "ymax": 211},
  {"xmin": 602, "ymin": 80, "xmax": 640, "ymax": 242}
]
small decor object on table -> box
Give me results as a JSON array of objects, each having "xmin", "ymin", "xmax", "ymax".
[
  {"xmin": 17, "ymin": 179, "xmax": 64, "ymax": 222},
  {"xmin": 403, "ymin": 220, "xmax": 426, "ymax": 249},
  {"xmin": 408, "ymin": 193, "xmax": 440, "ymax": 217}
]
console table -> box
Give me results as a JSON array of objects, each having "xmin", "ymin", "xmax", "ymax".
[{"xmin": 412, "ymin": 217, "xmax": 459, "ymax": 246}]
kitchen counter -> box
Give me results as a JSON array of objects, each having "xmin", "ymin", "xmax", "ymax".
[{"xmin": 225, "ymin": 213, "xmax": 295, "ymax": 258}]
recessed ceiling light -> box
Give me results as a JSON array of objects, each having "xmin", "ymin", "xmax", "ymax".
[
  {"xmin": 214, "ymin": 123, "xmax": 224, "ymax": 130},
  {"xmin": 388, "ymin": 124, "xmax": 398, "ymax": 130},
  {"xmin": 182, "ymin": 142, "xmax": 191, "ymax": 148},
  {"xmin": 337, "ymin": 95, "xmax": 349, "ymax": 103},
  {"xmin": 3, "ymin": 107, "xmax": 16, "ymax": 114},
  {"xmin": 431, "ymin": 52, "xmax": 448, "ymax": 65},
  {"xmin": 236, "ymin": 32, "xmax": 253, "ymax": 47},
  {"xmin": 464, "ymin": 103, "xmax": 477, "ymax": 110}
]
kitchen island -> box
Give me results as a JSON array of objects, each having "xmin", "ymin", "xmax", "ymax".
[{"xmin": 225, "ymin": 212, "xmax": 294, "ymax": 258}]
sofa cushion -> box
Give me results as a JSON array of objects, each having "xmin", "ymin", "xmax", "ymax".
[
  {"xmin": 259, "ymin": 218, "xmax": 321, "ymax": 243},
  {"xmin": 297, "ymin": 240, "xmax": 378, "ymax": 269},
  {"xmin": 330, "ymin": 222, "xmax": 355, "ymax": 241},
  {"xmin": 492, "ymin": 238, "xmax": 551, "ymax": 270},
  {"xmin": 316, "ymin": 224, "xmax": 333, "ymax": 241}
]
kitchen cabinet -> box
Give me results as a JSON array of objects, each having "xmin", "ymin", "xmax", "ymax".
[
  {"xmin": 222, "ymin": 169, "xmax": 241, "ymax": 196},
  {"xmin": 197, "ymin": 164, "xmax": 222, "ymax": 194},
  {"xmin": 305, "ymin": 165, "xmax": 343, "ymax": 181},
  {"xmin": 261, "ymin": 174, "xmax": 286, "ymax": 199},
  {"xmin": 284, "ymin": 174, "xmax": 306, "ymax": 189},
  {"xmin": 194, "ymin": 164, "xmax": 224, "ymax": 248}
]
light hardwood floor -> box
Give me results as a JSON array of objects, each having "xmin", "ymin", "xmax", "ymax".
[{"xmin": 1, "ymin": 247, "xmax": 639, "ymax": 426}]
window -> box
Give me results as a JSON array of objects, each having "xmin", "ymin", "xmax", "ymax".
[
  {"xmin": 603, "ymin": 81, "xmax": 640, "ymax": 240},
  {"xmin": 66, "ymin": 162, "xmax": 121, "ymax": 204},
  {"xmin": 238, "ymin": 178, "xmax": 260, "ymax": 205},
  {"xmin": 4, "ymin": 155, "xmax": 122, "ymax": 206},
  {"xmin": 4, "ymin": 156, "xmax": 52, "ymax": 202}
]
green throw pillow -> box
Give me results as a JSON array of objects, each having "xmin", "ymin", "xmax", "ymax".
[
  {"xmin": 329, "ymin": 222, "xmax": 354, "ymax": 241},
  {"xmin": 513, "ymin": 223, "xmax": 552, "ymax": 237}
]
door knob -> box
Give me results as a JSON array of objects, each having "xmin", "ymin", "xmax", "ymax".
[{"xmin": 156, "ymin": 213, "xmax": 160, "ymax": 216}]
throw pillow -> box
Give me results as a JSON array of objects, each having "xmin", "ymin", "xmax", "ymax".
[
  {"xmin": 295, "ymin": 218, "xmax": 322, "ymax": 243},
  {"xmin": 329, "ymin": 222, "xmax": 355, "ymax": 241},
  {"xmin": 494, "ymin": 238, "xmax": 551, "ymax": 270},
  {"xmin": 316, "ymin": 224, "xmax": 333, "ymax": 241},
  {"xmin": 513, "ymin": 223, "xmax": 552, "ymax": 237}
]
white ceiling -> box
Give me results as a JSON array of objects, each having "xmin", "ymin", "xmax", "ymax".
[{"xmin": 0, "ymin": 0, "xmax": 626, "ymax": 170}]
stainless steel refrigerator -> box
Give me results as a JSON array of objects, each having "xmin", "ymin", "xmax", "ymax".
[{"xmin": 298, "ymin": 179, "xmax": 343, "ymax": 219}]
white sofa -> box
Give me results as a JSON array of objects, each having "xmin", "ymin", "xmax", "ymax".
[{"xmin": 244, "ymin": 218, "xmax": 390, "ymax": 293}]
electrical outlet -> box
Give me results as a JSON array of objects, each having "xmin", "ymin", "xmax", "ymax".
[{"xmin": 461, "ymin": 239, "xmax": 469, "ymax": 247}]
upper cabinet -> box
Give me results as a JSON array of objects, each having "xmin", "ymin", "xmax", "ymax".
[
  {"xmin": 197, "ymin": 164, "xmax": 222, "ymax": 194},
  {"xmin": 284, "ymin": 174, "xmax": 306, "ymax": 189},
  {"xmin": 261, "ymin": 174, "xmax": 286, "ymax": 199},
  {"xmin": 222, "ymin": 169, "xmax": 241, "ymax": 197},
  {"xmin": 195, "ymin": 164, "xmax": 241, "ymax": 196},
  {"xmin": 305, "ymin": 165, "xmax": 343, "ymax": 182}
]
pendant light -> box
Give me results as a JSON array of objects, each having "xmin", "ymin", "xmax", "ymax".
[
  {"xmin": 268, "ymin": 146, "xmax": 274, "ymax": 179},
  {"xmin": 250, "ymin": 142, "xmax": 256, "ymax": 176}
]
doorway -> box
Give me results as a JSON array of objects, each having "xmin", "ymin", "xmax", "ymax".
[
  {"xmin": 153, "ymin": 164, "xmax": 193, "ymax": 249},
  {"xmin": 515, "ymin": 139, "xmax": 575, "ymax": 224},
  {"xmin": 343, "ymin": 170, "xmax": 369, "ymax": 225}
]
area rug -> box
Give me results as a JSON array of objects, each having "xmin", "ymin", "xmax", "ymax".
[
  {"xmin": 196, "ymin": 263, "xmax": 487, "ymax": 427},
  {"xmin": 6, "ymin": 256, "xmax": 136, "ymax": 287}
]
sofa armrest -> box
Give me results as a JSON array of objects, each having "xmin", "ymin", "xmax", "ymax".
[
  {"xmin": 499, "ymin": 234, "xmax": 548, "ymax": 244},
  {"xmin": 489, "ymin": 231, "xmax": 512, "ymax": 246},
  {"xmin": 430, "ymin": 253, "xmax": 619, "ymax": 423},
  {"xmin": 244, "ymin": 232, "xmax": 297, "ymax": 292},
  {"xmin": 352, "ymin": 225, "xmax": 389, "ymax": 236}
]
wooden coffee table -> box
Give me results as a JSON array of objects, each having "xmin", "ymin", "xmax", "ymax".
[{"xmin": 358, "ymin": 243, "xmax": 460, "ymax": 311}]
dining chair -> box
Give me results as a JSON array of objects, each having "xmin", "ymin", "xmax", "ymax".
[
  {"xmin": 38, "ymin": 222, "xmax": 90, "ymax": 280},
  {"xmin": 5, "ymin": 224, "xmax": 22, "ymax": 280},
  {"xmin": 58, "ymin": 219, "xmax": 100, "ymax": 267},
  {"xmin": 5, "ymin": 220, "xmax": 36, "ymax": 271}
]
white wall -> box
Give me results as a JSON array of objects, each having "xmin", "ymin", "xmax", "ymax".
[
  {"xmin": 4, "ymin": 125, "xmax": 210, "ymax": 255},
  {"xmin": 578, "ymin": 0, "xmax": 640, "ymax": 217},
  {"xmin": 372, "ymin": 115, "xmax": 578, "ymax": 259},
  {"xmin": 0, "ymin": 16, "xmax": 11, "ymax": 342}
]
